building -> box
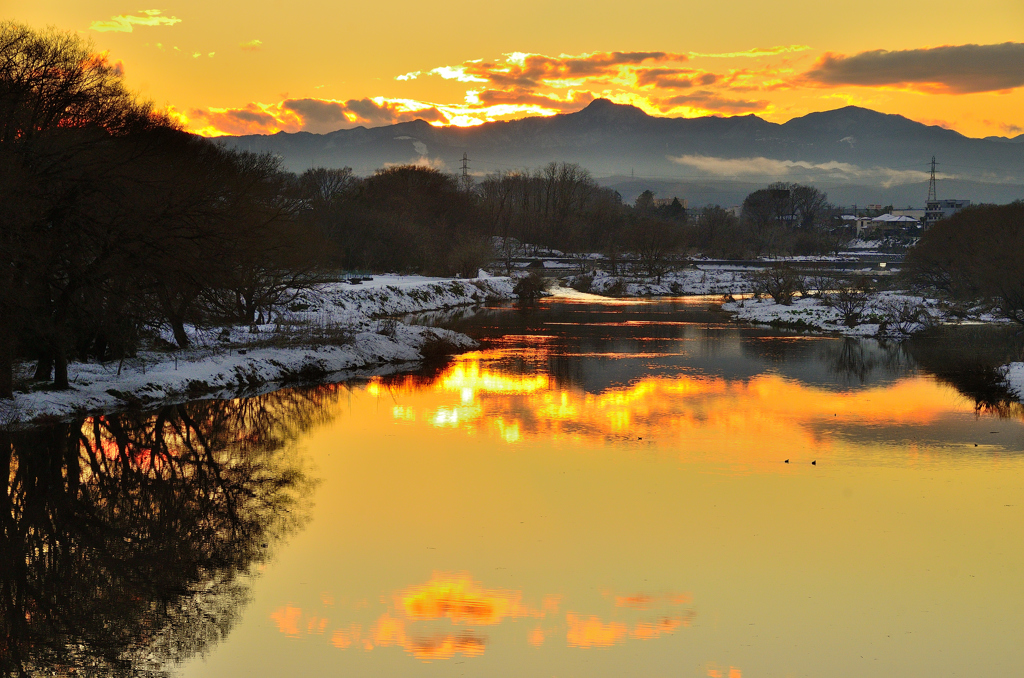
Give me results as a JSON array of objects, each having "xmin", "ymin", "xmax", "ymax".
[
  {"xmin": 855, "ymin": 212, "xmax": 921, "ymax": 238},
  {"xmin": 925, "ymin": 199, "xmax": 970, "ymax": 227},
  {"xmin": 892, "ymin": 208, "xmax": 925, "ymax": 220}
]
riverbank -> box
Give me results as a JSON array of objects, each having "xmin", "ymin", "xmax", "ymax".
[
  {"xmin": 0, "ymin": 275, "xmax": 515, "ymax": 428},
  {"xmin": 563, "ymin": 268, "xmax": 1001, "ymax": 339},
  {"xmin": 721, "ymin": 291, "xmax": 949, "ymax": 337},
  {"xmin": 565, "ymin": 268, "xmax": 754, "ymax": 296}
]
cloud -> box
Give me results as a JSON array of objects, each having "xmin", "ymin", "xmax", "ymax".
[
  {"xmin": 668, "ymin": 154, "xmax": 944, "ymax": 187},
  {"xmin": 635, "ymin": 68, "xmax": 719, "ymax": 89},
  {"xmin": 90, "ymin": 9, "xmax": 180, "ymax": 32},
  {"xmin": 800, "ymin": 43, "xmax": 1024, "ymax": 94},
  {"xmin": 659, "ymin": 92, "xmax": 769, "ymax": 114},
  {"xmin": 240, "ymin": 39, "xmax": 263, "ymax": 51},
  {"xmin": 473, "ymin": 89, "xmax": 594, "ymax": 112},
  {"xmin": 689, "ymin": 45, "xmax": 811, "ymax": 58},
  {"xmin": 387, "ymin": 50, "xmax": 793, "ymax": 121},
  {"xmin": 188, "ymin": 97, "xmax": 450, "ymax": 135},
  {"xmin": 198, "ymin": 103, "xmax": 285, "ymax": 136},
  {"xmin": 408, "ymin": 51, "xmax": 687, "ymax": 90},
  {"xmin": 671, "ymin": 154, "xmax": 861, "ymax": 176}
]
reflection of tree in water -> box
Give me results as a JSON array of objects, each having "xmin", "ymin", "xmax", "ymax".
[
  {"xmin": 820, "ymin": 338, "xmax": 916, "ymax": 386},
  {"xmin": 0, "ymin": 387, "xmax": 334, "ymax": 677},
  {"xmin": 907, "ymin": 326, "xmax": 1024, "ymax": 417}
]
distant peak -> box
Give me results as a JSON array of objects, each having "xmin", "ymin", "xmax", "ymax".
[{"xmin": 573, "ymin": 98, "xmax": 649, "ymax": 119}]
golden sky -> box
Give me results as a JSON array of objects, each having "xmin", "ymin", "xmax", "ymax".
[{"xmin": 13, "ymin": 1, "xmax": 1024, "ymax": 138}]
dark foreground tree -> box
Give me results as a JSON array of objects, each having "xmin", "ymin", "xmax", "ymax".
[
  {"xmin": 0, "ymin": 22, "xmax": 168, "ymax": 395},
  {"xmin": 903, "ymin": 202, "xmax": 1024, "ymax": 322}
]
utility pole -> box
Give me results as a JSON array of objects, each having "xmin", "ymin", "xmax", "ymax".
[{"xmin": 927, "ymin": 156, "xmax": 938, "ymax": 203}]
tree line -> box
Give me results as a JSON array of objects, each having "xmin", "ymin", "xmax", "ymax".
[
  {"xmin": 904, "ymin": 201, "xmax": 1024, "ymax": 324},
  {"xmin": 0, "ymin": 22, "xmax": 850, "ymax": 397}
]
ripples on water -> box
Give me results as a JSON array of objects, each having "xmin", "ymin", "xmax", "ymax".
[{"xmin": 4, "ymin": 297, "xmax": 1024, "ymax": 677}]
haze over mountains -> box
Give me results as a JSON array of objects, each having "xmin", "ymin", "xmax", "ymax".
[{"xmin": 221, "ymin": 99, "xmax": 1024, "ymax": 208}]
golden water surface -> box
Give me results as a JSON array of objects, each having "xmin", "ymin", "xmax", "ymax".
[{"xmin": 178, "ymin": 298, "xmax": 1024, "ymax": 678}]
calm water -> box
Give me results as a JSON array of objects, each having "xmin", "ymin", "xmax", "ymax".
[{"xmin": 4, "ymin": 297, "xmax": 1024, "ymax": 677}]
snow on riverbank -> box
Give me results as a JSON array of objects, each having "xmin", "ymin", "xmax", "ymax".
[
  {"xmin": 566, "ymin": 268, "xmax": 753, "ymax": 297},
  {"xmin": 723, "ymin": 291, "xmax": 943, "ymax": 337},
  {"xmin": 1, "ymin": 276, "xmax": 514, "ymax": 428}
]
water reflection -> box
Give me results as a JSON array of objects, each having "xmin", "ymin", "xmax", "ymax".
[
  {"xmin": 370, "ymin": 353, "xmax": 1020, "ymax": 467},
  {"xmin": 268, "ymin": 572, "xmax": 694, "ymax": 661},
  {"xmin": 0, "ymin": 388, "xmax": 331, "ymax": 676},
  {"xmin": 391, "ymin": 299, "xmax": 1024, "ymax": 461},
  {"xmin": 906, "ymin": 324, "xmax": 1024, "ymax": 415}
]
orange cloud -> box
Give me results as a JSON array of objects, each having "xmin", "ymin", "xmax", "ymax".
[{"xmin": 240, "ymin": 39, "xmax": 263, "ymax": 51}]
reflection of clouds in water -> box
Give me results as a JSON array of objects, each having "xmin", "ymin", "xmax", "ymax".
[
  {"xmin": 273, "ymin": 572, "xmax": 693, "ymax": 661},
  {"xmin": 400, "ymin": 573, "xmax": 537, "ymax": 624},
  {"xmin": 371, "ymin": 354, "xmax": 988, "ymax": 467}
]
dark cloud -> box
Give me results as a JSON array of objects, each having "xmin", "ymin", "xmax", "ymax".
[
  {"xmin": 281, "ymin": 98, "xmax": 448, "ymax": 132},
  {"xmin": 476, "ymin": 89, "xmax": 594, "ymax": 111},
  {"xmin": 197, "ymin": 104, "xmax": 281, "ymax": 135},
  {"xmin": 801, "ymin": 43, "xmax": 1024, "ymax": 94},
  {"xmin": 635, "ymin": 68, "xmax": 719, "ymax": 89},
  {"xmin": 659, "ymin": 91, "xmax": 768, "ymax": 113},
  {"xmin": 282, "ymin": 98, "xmax": 349, "ymax": 127}
]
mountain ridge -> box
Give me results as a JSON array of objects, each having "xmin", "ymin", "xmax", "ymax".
[{"xmin": 220, "ymin": 99, "xmax": 1024, "ymax": 205}]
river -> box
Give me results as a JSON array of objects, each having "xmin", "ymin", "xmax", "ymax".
[{"xmin": 3, "ymin": 296, "xmax": 1023, "ymax": 677}]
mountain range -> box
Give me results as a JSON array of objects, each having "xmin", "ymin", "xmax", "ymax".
[{"xmin": 221, "ymin": 99, "xmax": 1024, "ymax": 208}]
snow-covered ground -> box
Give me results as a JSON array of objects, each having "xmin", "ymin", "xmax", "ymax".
[
  {"xmin": 565, "ymin": 268, "xmax": 754, "ymax": 297},
  {"xmin": 1, "ymin": 276, "xmax": 515, "ymax": 428},
  {"xmin": 723, "ymin": 291, "xmax": 945, "ymax": 337}
]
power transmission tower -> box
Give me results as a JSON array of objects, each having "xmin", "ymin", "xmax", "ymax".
[
  {"xmin": 927, "ymin": 156, "xmax": 938, "ymax": 202},
  {"xmin": 459, "ymin": 152, "xmax": 471, "ymax": 191}
]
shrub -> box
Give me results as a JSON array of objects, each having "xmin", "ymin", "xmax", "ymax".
[
  {"xmin": 568, "ymin": 273, "xmax": 595, "ymax": 293},
  {"xmin": 753, "ymin": 265, "xmax": 801, "ymax": 305},
  {"xmin": 822, "ymin": 277, "xmax": 872, "ymax": 327},
  {"xmin": 513, "ymin": 271, "xmax": 551, "ymax": 299},
  {"xmin": 876, "ymin": 298, "xmax": 934, "ymax": 335}
]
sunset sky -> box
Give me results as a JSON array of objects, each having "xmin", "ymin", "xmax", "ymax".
[{"xmin": 11, "ymin": 1, "xmax": 1024, "ymax": 138}]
